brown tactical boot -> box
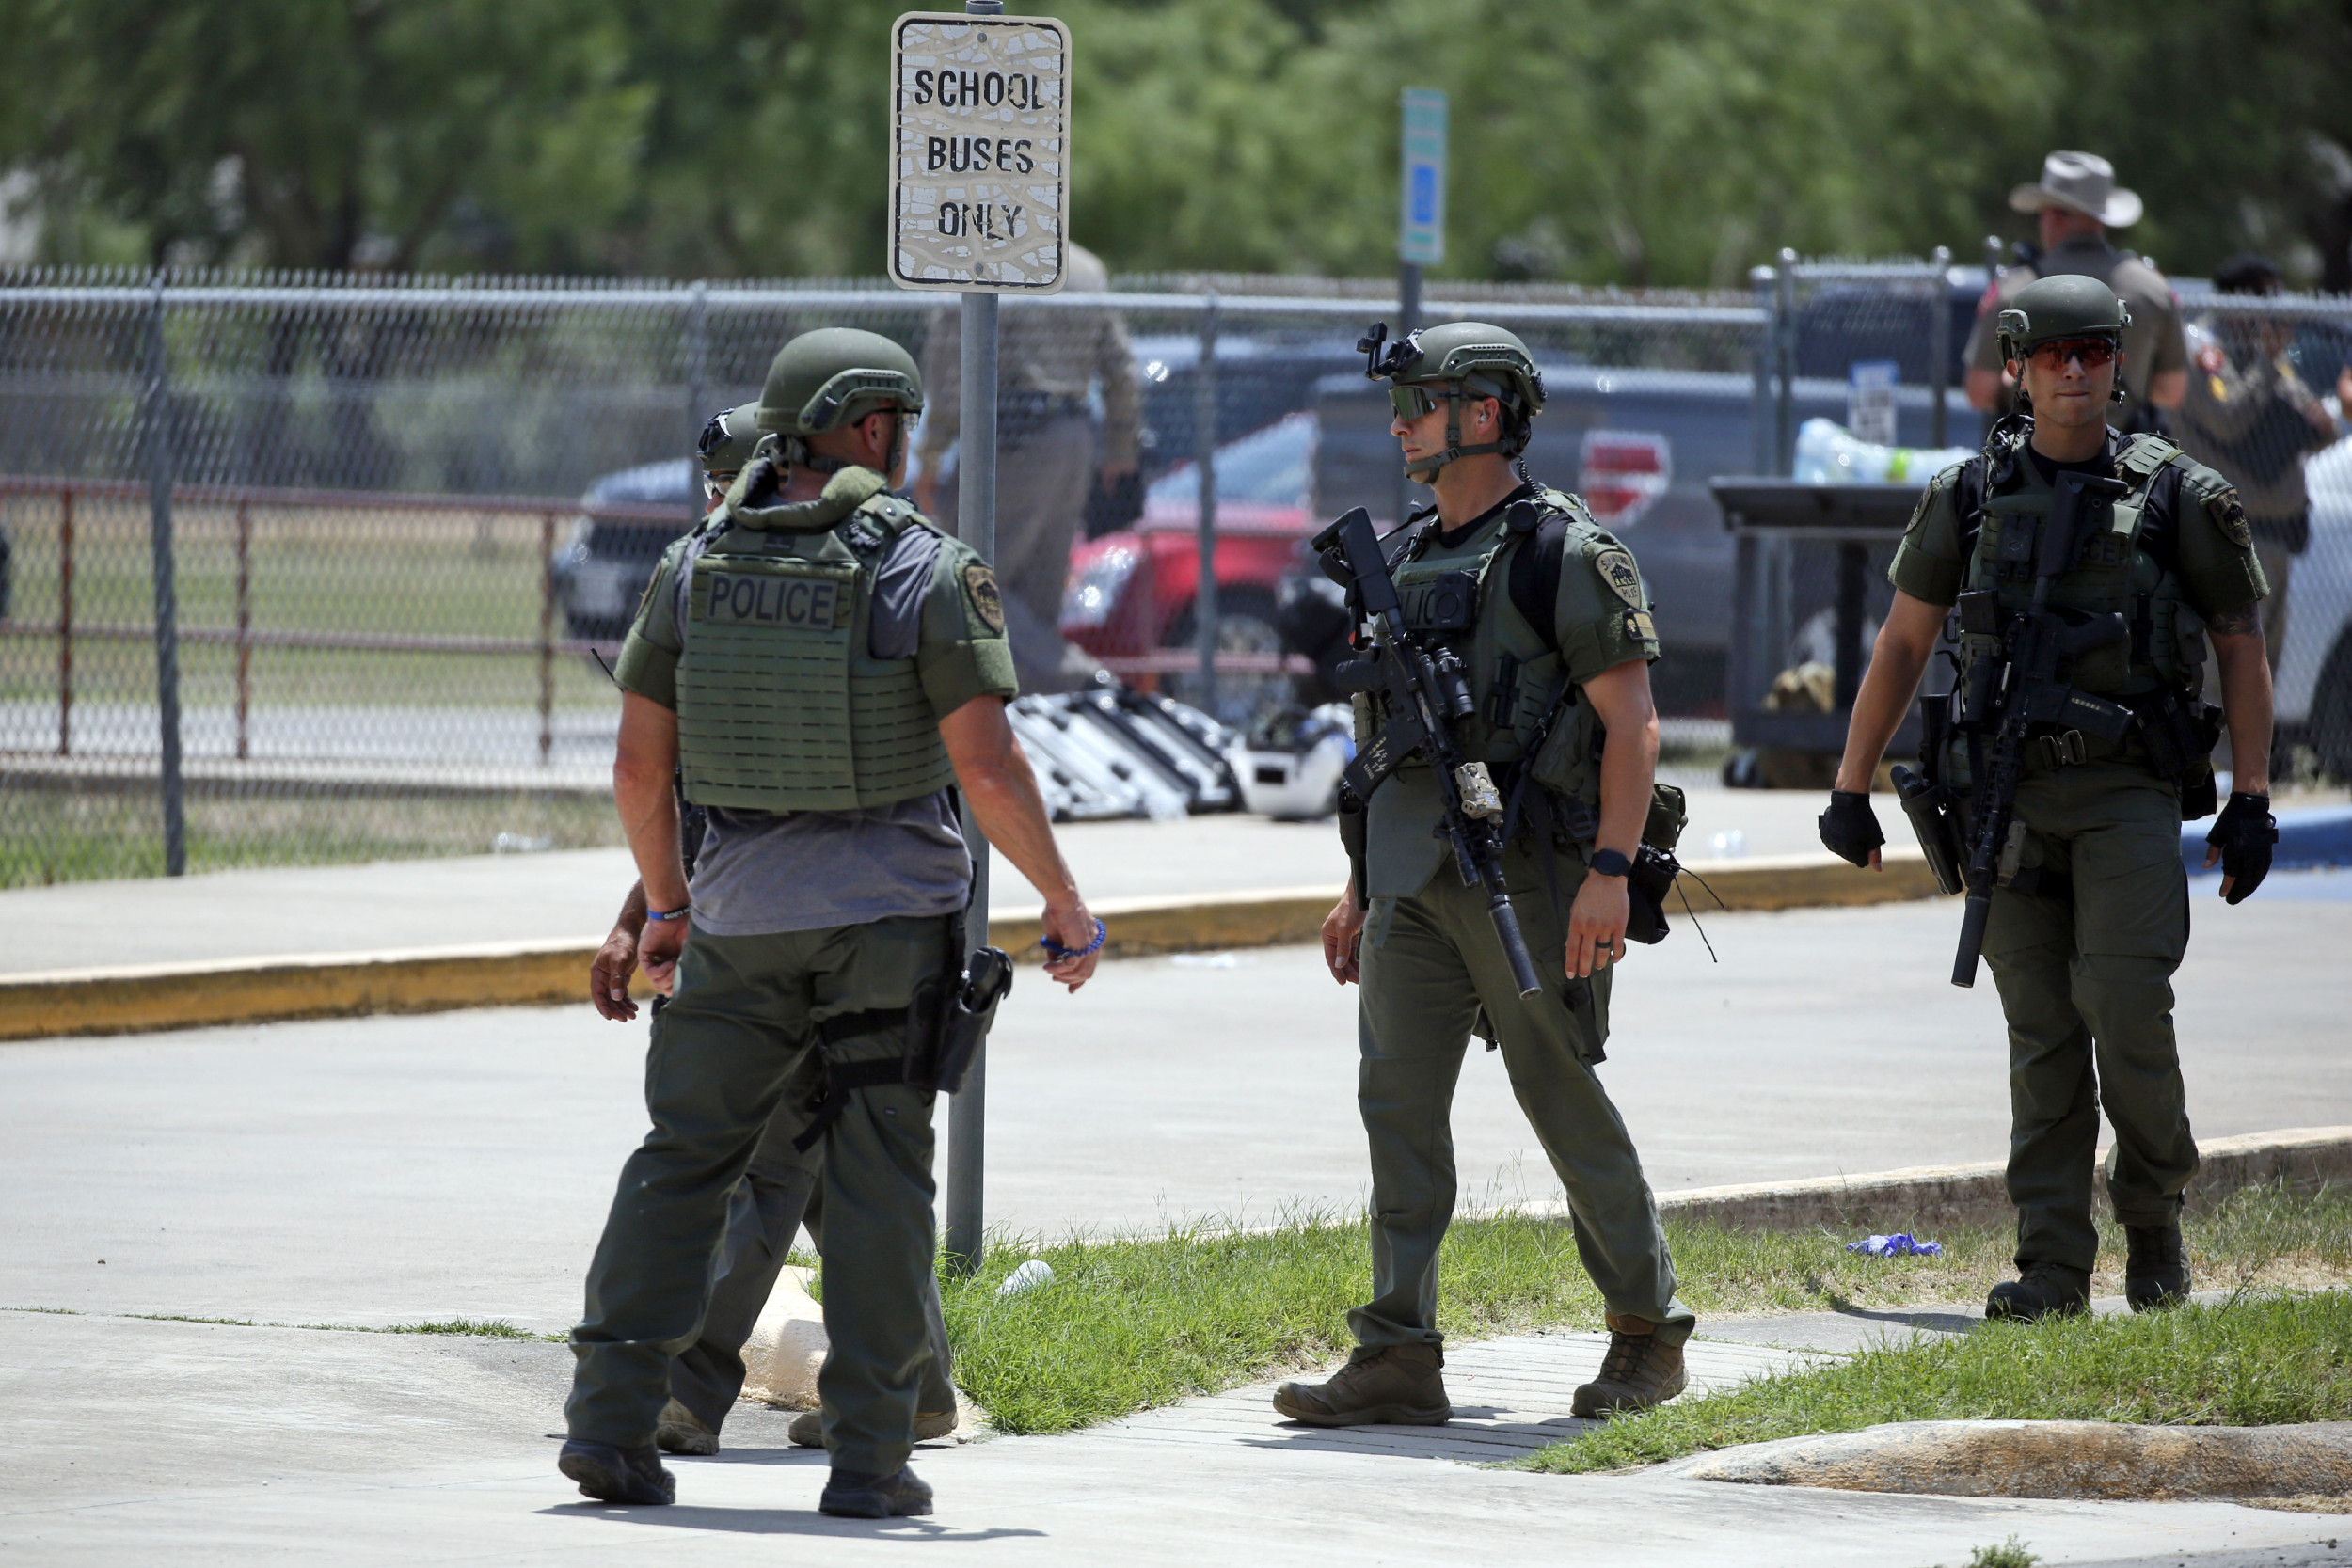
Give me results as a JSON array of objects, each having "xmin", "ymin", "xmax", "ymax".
[
  {"xmin": 654, "ymin": 1398, "xmax": 718, "ymax": 1456},
  {"xmin": 1571, "ymin": 1316, "xmax": 1688, "ymax": 1418},
  {"xmin": 787, "ymin": 1407, "xmax": 961, "ymax": 1448},
  {"xmin": 1271, "ymin": 1343, "xmax": 1450, "ymax": 1427}
]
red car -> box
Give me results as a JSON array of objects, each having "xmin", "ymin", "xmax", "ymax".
[
  {"xmin": 1059, "ymin": 412, "xmax": 1316, "ymax": 721},
  {"xmin": 1061, "ymin": 412, "xmax": 1677, "ymax": 724}
]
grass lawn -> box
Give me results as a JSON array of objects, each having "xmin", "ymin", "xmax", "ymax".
[
  {"xmin": 935, "ymin": 1184, "xmax": 2352, "ymax": 1436},
  {"xmin": 1518, "ymin": 1289, "xmax": 2352, "ymax": 1475},
  {"xmin": 0, "ymin": 784, "xmax": 624, "ymax": 885}
]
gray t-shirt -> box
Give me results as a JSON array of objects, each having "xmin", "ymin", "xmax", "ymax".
[{"xmin": 675, "ymin": 522, "xmax": 976, "ymax": 936}]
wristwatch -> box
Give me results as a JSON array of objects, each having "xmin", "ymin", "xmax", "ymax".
[{"xmin": 1587, "ymin": 848, "xmax": 1633, "ymax": 879}]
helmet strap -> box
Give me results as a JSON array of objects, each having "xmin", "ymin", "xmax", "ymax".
[{"xmin": 1401, "ymin": 385, "xmax": 1511, "ymax": 482}]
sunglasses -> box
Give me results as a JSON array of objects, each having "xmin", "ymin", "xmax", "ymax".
[
  {"xmin": 1388, "ymin": 385, "xmax": 1445, "ymax": 420},
  {"xmin": 2026, "ymin": 337, "xmax": 2118, "ymax": 372}
]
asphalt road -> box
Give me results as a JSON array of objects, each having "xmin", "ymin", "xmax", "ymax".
[{"xmin": 5, "ymin": 891, "xmax": 2345, "ymax": 1335}]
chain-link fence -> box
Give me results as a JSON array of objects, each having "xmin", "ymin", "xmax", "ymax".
[{"xmin": 4, "ymin": 264, "xmax": 2341, "ymax": 884}]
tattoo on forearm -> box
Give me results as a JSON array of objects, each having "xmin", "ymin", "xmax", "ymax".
[{"xmin": 2207, "ymin": 604, "xmax": 2262, "ymax": 639}]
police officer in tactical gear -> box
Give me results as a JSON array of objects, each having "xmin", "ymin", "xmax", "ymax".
[
  {"xmin": 1283, "ymin": 322, "xmax": 1696, "ymax": 1429},
  {"xmin": 1822, "ymin": 275, "xmax": 2278, "ymax": 1323},
  {"xmin": 560, "ymin": 327, "xmax": 1103, "ymax": 1518},
  {"xmin": 1964, "ymin": 151, "xmax": 2189, "ymax": 434},
  {"xmin": 586, "ymin": 396, "xmax": 961, "ymax": 1463}
]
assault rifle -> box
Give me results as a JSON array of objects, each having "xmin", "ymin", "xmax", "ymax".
[
  {"xmin": 1314, "ymin": 505, "xmax": 1543, "ymax": 999},
  {"xmin": 1947, "ymin": 470, "xmax": 2134, "ymax": 987}
]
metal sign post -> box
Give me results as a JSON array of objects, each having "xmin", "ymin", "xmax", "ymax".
[
  {"xmin": 1395, "ymin": 87, "xmax": 1445, "ymax": 528},
  {"xmin": 144, "ymin": 276, "xmax": 187, "ymax": 876},
  {"xmin": 889, "ymin": 4, "xmax": 1069, "ymax": 1275}
]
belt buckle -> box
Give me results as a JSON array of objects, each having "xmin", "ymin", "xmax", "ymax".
[{"xmin": 2036, "ymin": 730, "xmax": 2089, "ymax": 768}]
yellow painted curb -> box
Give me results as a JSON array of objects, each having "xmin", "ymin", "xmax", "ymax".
[
  {"xmin": 1679, "ymin": 846, "xmax": 1946, "ymax": 911},
  {"xmin": 0, "ymin": 851, "xmax": 1942, "ymax": 1042},
  {"xmin": 0, "ymin": 940, "xmax": 601, "ymax": 1043}
]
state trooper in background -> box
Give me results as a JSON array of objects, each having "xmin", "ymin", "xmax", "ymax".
[
  {"xmin": 2169, "ymin": 253, "xmax": 2351, "ymax": 658},
  {"xmin": 1965, "ymin": 151, "xmax": 2188, "ymax": 436},
  {"xmin": 915, "ymin": 241, "xmax": 1141, "ymax": 690}
]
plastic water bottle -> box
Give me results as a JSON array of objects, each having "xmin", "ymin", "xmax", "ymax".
[
  {"xmin": 997, "ymin": 1259, "xmax": 1056, "ymax": 1297},
  {"xmin": 1791, "ymin": 418, "xmax": 1974, "ymax": 485}
]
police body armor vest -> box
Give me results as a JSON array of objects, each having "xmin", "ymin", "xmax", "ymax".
[
  {"xmin": 1959, "ymin": 431, "xmax": 2208, "ymax": 703},
  {"xmin": 1359, "ymin": 489, "xmax": 1606, "ymax": 899},
  {"xmin": 675, "ymin": 470, "xmax": 953, "ymax": 814}
]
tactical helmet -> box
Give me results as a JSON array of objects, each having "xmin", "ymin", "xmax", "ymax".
[
  {"xmin": 756, "ymin": 328, "xmax": 924, "ymax": 474},
  {"xmin": 694, "ymin": 402, "xmax": 765, "ymax": 479},
  {"xmin": 1359, "ymin": 319, "xmax": 1545, "ymax": 480},
  {"xmin": 1995, "ymin": 274, "xmax": 2131, "ymax": 362}
]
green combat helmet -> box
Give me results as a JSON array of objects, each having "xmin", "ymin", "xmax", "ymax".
[
  {"xmin": 755, "ymin": 327, "xmax": 925, "ymax": 474},
  {"xmin": 693, "ymin": 401, "xmax": 764, "ymax": 499},
  {"xmin": 1358, "ymin": 319, "xmax": 1546, "ymax": 481},
  {"xmin": 1996, "ymin": 274, "xmax": 2133, "ymax": 409}
]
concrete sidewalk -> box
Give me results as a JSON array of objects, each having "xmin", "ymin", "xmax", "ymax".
[{"xmin": 2, "ymin": 786, "xmax": 1843, "ymax": 975}]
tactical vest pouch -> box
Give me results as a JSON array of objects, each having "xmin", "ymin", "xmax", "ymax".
[
  {"xmin": 1620, "ymin": 786, "xmax": 1691, "ymax": 946},
  {"xmin": 1643, "ymin": 783, "xmax": 1688, "ymax": 852},
  {"xmin": 1625, "ymin": 843, "xmax": 1679, "ymax": 946},
  {"xmin": 2057, "ymin": 602, "xmax": 2134, "ymax": 693},
  {"xmin": 1525, "ymin": 702, "xmax": 1601, "ymax": 810},
  {"xmin": 2128, "ymin": 687, "xmax": 2222, "ymax": 818}
]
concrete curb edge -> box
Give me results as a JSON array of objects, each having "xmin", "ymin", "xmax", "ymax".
[
  {"xmin": 0, "ymin": 850, "xmax": 1939, "ymax": 1042},
  {"xmin": 1622, "ymin": 1125, "xmax": 2352, "ymax": 1232}
]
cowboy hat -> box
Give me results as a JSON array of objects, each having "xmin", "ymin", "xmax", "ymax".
[{"xmin": 2009, "ymin": 150, "xmax": 2142, "ymax": 228}]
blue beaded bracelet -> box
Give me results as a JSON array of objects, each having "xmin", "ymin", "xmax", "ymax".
[{"xmin": 1040, "ymin": 918, "xmax": 1106, "ymax": 959}]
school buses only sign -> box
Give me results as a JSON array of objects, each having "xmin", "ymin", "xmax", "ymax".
[{"xmin": 889, "ymin": 12, "xmax": 1069, "ymax": 293}]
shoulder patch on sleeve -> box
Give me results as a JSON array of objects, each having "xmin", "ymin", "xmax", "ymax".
[
  {"xmin": 2204, "ymin": 483, "xmax": 2253, "ymax": 550},
  {"xmin": 1589, "ymin": 546, "xmax": 1645, "ymax": 609},
  {"xmin": 961, "ymin": 562, "xmax": 1007, "ymax": 633}
]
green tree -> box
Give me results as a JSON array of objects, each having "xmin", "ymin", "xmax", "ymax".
[
  {"xmin": 0, "ymin": 0, "xmax": 647, "ymax": 271},
  {"xmin": 6, "ymin": 0, "xmax": 2348, "ymax": 288}
]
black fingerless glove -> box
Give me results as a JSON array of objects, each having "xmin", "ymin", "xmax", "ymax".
[
  {"xmin": 1818, "ymin": 789, "xmax": 1884, "ymax": 868},
  {"xmin": 2206, "ymin": 791, "xmax": 2277, "ymax": 905}
]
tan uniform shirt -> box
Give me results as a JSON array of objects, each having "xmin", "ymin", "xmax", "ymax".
[
  {"xmin": 914, "ymin": 244, "xmax": 1142, "ymax": 469},
  {"xmin": 1963, "ymin": 237, "xmax": 2188, "ymax": 430},
  {"xmin": 2169, "ymin": 319, "xmax": 2336, "ymax": 530}
]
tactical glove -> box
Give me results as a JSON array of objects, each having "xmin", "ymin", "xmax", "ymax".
[
  {"xmin": 1818, "ymin": 789, "xmax": 1884, "ymax": 868},
  {"xmin": 2206, "ymin": 791, "xmax": 2276, "ymax": 904}
]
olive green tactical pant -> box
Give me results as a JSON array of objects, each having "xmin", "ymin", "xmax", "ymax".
[
  {"xmin": 1980, "ymin": 761, "xmax": 2200, "ymax": 1273},
  {"xmin": 664, "ymin": 1115, "xmax": 821, "ymax": 1433},
  {"xmin": 567, "ymin": 916, "xmax": 955, "ymax": 1476},
  {"xmin": 665, "ymin": 1116, "xmax": 958, "ymax": 1435},
  {"xmin": 1354, "ymin": 851, "xmax": 1694, "ymax": 1350}
]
